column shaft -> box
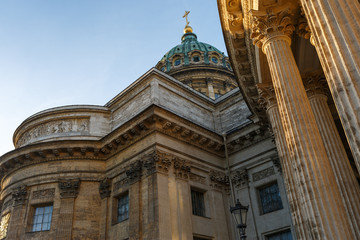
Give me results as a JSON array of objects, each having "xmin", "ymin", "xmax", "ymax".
[
  {"xmin": 267, "ymin": 104, "xmax": 307, "ymax": 239},
  {"xmin": 264, "ymin": 36, "xmax": 353, "ymax": 239},
  {"xmin": 307, "ymin": 90, "xmax": 360, "ymax": 238},
  {"xmin": 300, "ymin": 0, "xmax": 360, "ymax": 172}
]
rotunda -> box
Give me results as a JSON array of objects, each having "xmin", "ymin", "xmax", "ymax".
[{"xmin": 155, "ymin": 26, "xmax": 237, "ymax": 99}]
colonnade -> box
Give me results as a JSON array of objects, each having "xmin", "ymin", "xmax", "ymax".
[{"xmin": 251, "ymin": 2, "xmax": 360, "ymax": 239}]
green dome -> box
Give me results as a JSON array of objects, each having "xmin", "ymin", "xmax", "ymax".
[{"xmin": 157, "ymin": 31, "xmax": 231, "ymax": 72}]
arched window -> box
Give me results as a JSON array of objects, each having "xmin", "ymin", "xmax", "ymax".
[
  {"xmin": 211, "ymin": 56, "xmax": 218, "ymax": 63},
  {"xmin": 174, "ymin": 58, "xmax": 181, "ymax": 66}
]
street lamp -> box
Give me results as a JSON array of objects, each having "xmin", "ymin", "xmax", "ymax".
[{"xmin": 230, "ymin": 199, "xmax": 249, "ymax": 240}]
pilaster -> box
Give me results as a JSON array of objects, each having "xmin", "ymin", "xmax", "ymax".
[
  {"xmin": 56, "ymin": 179, "xmax": 80, "ymax": 240},
  {"xmin": 7, "ymin": 185, "xmax": 27, "ymax": 240},
  {"xmin": 251, "ymin": 6, "xmax": 355, "ymax": 239}
]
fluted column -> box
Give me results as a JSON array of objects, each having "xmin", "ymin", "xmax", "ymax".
[
  {"xmin": 303, "ymin": 72, "xmax": 360, "ymax": 238},
  {"xmin": 250, "ymin": 6, "xmax": 355, "ymax": 239},
  {"xmin": 299, "ymin": 0, "xmax": 360, "ymax": 173},
  {"xmin": 257, "ymin": 83, "xmax": 306, "ymax": 239}
]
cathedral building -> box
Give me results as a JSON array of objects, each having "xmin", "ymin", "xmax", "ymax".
[{"xmin": 0, "ymin": 0, "xmax": 359, "ymax": 240}]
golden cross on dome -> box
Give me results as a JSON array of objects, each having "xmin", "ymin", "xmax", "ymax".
[{"xmin": 183, "ymin": 11, "xmax": 190, "ymax": 28}]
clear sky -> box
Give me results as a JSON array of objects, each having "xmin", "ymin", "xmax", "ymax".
[{"xmin": 0, "ymin": 0, "xmax": 228, "ymax": 156}]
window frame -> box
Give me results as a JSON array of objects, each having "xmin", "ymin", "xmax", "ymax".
[
  {"xmin": 112, "ymin": 191, "xmax": 129, "ymax": 225},
  {"xmin": 190, "ymin": 188, "xmax": 206, "ymax": 217},
  {"xmin": 30, "ymin": 204, "xmax": 53, "ymax": 232},
  {"xmin": 257, "ymin": 181, "xmax": 283, "ymax": 215}
]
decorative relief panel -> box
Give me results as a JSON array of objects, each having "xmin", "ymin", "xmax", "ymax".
[
  {"xmin": 252, "ymin": 166, "xmax": 275, "ymax": 182},
  {"xmin": 12, "ymin": 185, "xmax": 27, "ymax": 206},
  {"xmin": 32, "ymin": 188, "xmax": 55, "ymax": 199},
  {"xmin": 17, "ymin": 118, "xmax": 90, "ymax": 147},
  {"xmin": 59, "ymin": 179, "xmax": 80, "ymax": 199}
]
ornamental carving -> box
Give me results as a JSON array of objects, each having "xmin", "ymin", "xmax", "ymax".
[
  {"xmin": 32, "ymin": 188, "xmax": 55, "ymax": 199},
  {"xmin": 126, "ymin": 160, "xmax": 142, "ymax": 184},
  {"xmin": 12, "ymin": 185, "xmax": 27, "ymax": 206},
  {"xmin": 250, "ymin": 7, "xmax": 295, "ymax": 49},
  {"xmin": 297, "ymin": 7, "xmax": 311, "ymax": 39},
  {"xmin": 173, "ymin": 158, "xmax": 191, "ymax": 180},
  {"xmin": 302, "ymin": 71, "xmax": 328, "ymax": 98},
  {"xmin": 99, "ymin": 178, "xmax": 112, "ymax": 199},
  {"xmin": 18, "ymin": 118, "xmax": 90, "ymax": 147},
  {"xmin": 152, "ymin": 151, "xmax": 172, "ymax": 174},
  {"xmin": 252, "ymin": 167, "xmax": 275, "ymax": 182},
  {"xmin": 209, "ymin": 170, "xmax": 229, "ymax": 190},
  {"xmin": 257, "ymin": 83, "xmax": 277, "ymax": 110},
  {"xmin": 59, "ymin": 179, "xmax": 80, "ymax": 198},
  {"xmin": 272, "ymin": 158, "xmax": 282, "ymax": 174},
  {"xmin": 231, "ymin": 169, "xmax": 249, "ymax": 188},
  {"xmin": 0, "ymin": 213, "xmax": 10, "ymax": 240}
]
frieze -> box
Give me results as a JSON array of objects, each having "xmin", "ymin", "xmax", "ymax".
[
  {"xmin": 252, "ymin": 166, "xmax": 275, "ymax": 182},
  {"xmin": 59, "ymin": 179, "xmax": 80, "ymax": 198},
  {"xmin": 99, "ymin": 178, "xmax": 112, "ymax": 199},
  {"xmin": 32, "ymin": 188, "xmax": 55, "ymax": 199},
  {"xmin": 17, "ymin": 118, "xmax": 90, "ymax": 147},
  {"xmin": 12, "ymin": 185, "xmax": 27, "ymax": 206}
]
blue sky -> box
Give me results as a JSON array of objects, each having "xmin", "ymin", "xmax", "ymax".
[{"xmin": 0, "ymin": 0, "xmax": 228, "ymax": 156}]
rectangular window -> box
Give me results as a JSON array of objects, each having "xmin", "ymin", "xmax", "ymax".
[
  {"xmin": 258, "ymin": 182, "xmax": 283, "ymax": 214},
  {"xmin": 32, "ymin": 205, "xmax": 53, "ymax": 232},
  {"xmin": 266, "ymin": 229, "xmax": 292, "ymax": 240},
  {"xmin": 191, "ymin": 189, "xmax": 205, "ymax": 217},
  {"xmin": 117, "ymin": 193, "xmax": 129, "ymax": 223}
]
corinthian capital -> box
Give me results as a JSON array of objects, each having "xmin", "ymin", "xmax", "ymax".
[
  {"xmin": 250, "ymin": 5, "xmax": 295, "ymax": 49},
  {"xmin": 302, "ymin": 71, "xmax": 328, "ymax": 98},
  {"xmin": 257, "ymin": 83, "xmax": 277, "ymax": 110}
]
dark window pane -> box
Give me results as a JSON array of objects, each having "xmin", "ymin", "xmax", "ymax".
[
  {"xmin": 174, "ymin": 59, "xmax": 181, "ymax": 66},
  {"xmin": 193, "ymin": 56, "xmax": 200, "ymax": 62},
  {"xmin": 212, "ymin": 57, "xmax": 218, "ymax": 63},
  {"xmin": 191, "ymin": 189, "xmax": 205, "ymax": 217},
  {"xmin": 117, "ymin": 193, "xmax": 129, "ymax": 222},
  {"xmin": 259, "ymin": 182, "xmax": 283, "ymax": 214}
]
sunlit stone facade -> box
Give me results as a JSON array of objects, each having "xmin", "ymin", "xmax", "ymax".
[{"xmin": 218, "ymin": 0, "xmax": 360, "ymax": 239}]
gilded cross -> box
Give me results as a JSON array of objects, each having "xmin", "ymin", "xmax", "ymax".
[{"xmin": 183, "ymin": 11, "xmax": 190, "ymax": 27}]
